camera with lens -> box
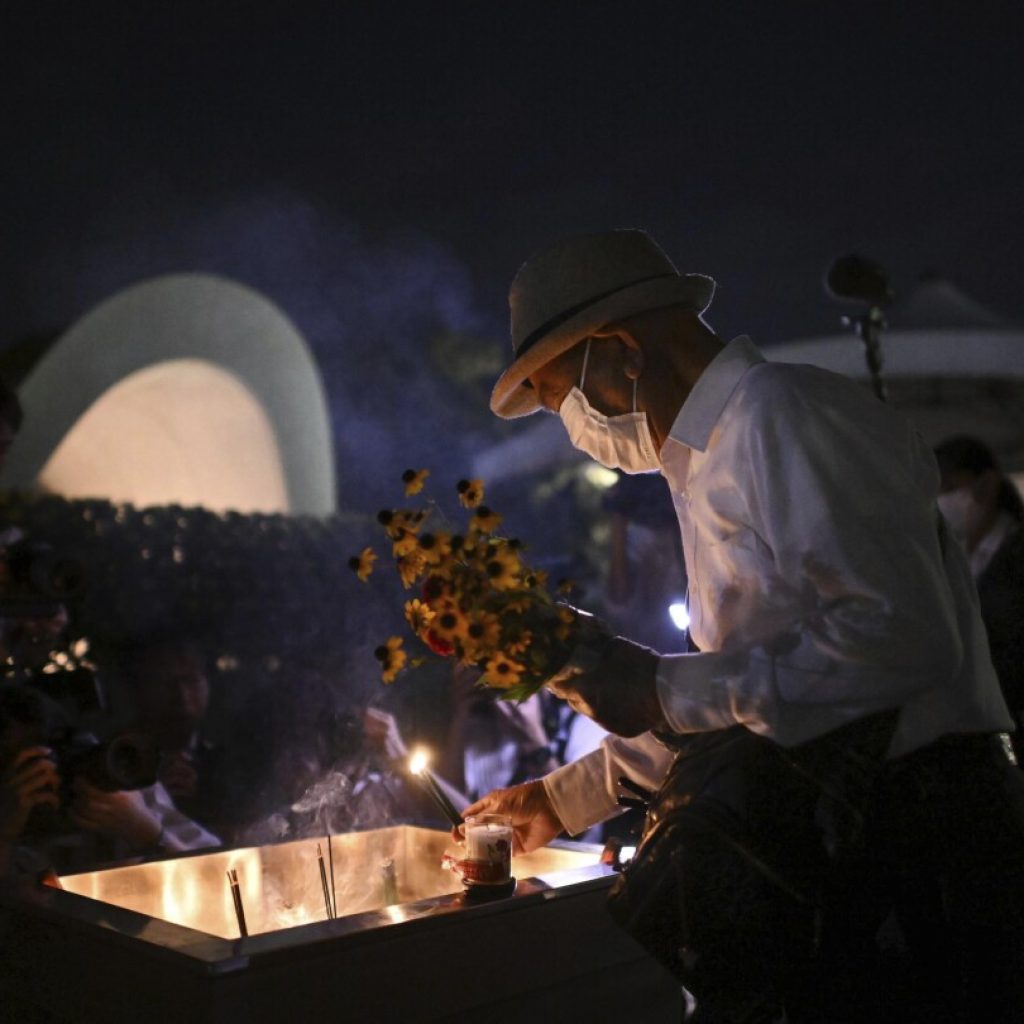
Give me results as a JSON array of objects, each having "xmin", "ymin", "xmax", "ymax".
[
  {"xmin": 24, "ymin": 728, "xmax": 160, "ymax": 836},
  {"xmin": 48, "ymin": 728, "xmax": 160, "ymax": 795}
]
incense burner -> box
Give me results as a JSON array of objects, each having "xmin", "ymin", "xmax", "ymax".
[{"xmin": 0, "ymin": 825, "xmax": 681, "ymax": 1022}]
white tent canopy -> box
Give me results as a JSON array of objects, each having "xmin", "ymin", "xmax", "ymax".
[
  {"xmin": 769, "ymin": 276, "xmax": 1020, "ymax": 379},
  {"xmin": 767, "ymin": 278, "xmax": 1024, "ymax": 469}
]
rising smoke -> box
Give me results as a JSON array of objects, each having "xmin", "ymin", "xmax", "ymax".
[{"xmin": 31, "ymin": 187, "xmax": 509, "ymax": 512}]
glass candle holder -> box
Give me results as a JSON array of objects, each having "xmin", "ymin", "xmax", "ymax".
[{"xmin": 460, "ymin": 813, "xmax": 513, "ymax": 885}]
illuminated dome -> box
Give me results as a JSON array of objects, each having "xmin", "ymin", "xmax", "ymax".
[{"xmin": 5, "ymin": 274, "xmax": 335, "ymax": 515}]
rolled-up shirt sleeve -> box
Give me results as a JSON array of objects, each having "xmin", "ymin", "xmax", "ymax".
[{"xmin": 543, "ymin": 732, "xmax": 674, "ymax": 837}]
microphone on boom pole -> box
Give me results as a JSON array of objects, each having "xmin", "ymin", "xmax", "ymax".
[{"xmin": 824, "ymin": 253, "xmax": 894, "ymax": 402}]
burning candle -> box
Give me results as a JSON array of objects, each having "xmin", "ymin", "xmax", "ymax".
[
  {"xmin": 461, "ymin": 814, "xmax": 513, "ymax": 886},
  {"xmin": 408, "ymin": 748, "xmax": 463, "ymax": 828}
]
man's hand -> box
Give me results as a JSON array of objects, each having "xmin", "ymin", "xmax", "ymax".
[
  {"xmin": 455, "ymin": 780, "xmax": 565, "ymax": 854},
  {"xmin": 159, "ymin": 752, "xmax": 198, "ymax": 800},
  {"xmin": 70, "ymin": 779, "xmax": 162, "ymax": 850},
  {"xmin": 0, "ymin": 747, "xmax": 60, "ymax": 840},
  {"xmin": 546, "ymin": 635, "xmax": 665, "ymax": 737}
]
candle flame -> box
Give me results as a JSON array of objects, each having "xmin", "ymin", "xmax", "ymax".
[{"xmin": 408, "ymin": 748, "xmax": 430, "ymax": 775}]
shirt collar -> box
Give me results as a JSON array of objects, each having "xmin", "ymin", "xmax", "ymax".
[
  {"xmin": 667, "ymin": 335, "xmax": 764, "ymax": 452},
  {"xmin": 970, "ymin": 511, "xmax": 1016, "ymax": 579}
]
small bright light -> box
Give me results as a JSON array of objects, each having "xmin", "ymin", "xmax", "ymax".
[
  {"xmin": 408, "ymin": 749, "xmax": 430, "ymax": 775},
  {"xmin": 668, "ymin": 601, "xmax": 690, "ymax": 631},
  {"xmin": 583, "ymin": 464, "xmax": 619, "ymax": 489}
]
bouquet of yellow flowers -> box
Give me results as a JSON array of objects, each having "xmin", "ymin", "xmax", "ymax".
[{"xmin": 349, "ymin": 470, "xmax": 586, "ymax": 701}]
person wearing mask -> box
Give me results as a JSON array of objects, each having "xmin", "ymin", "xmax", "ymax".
[
  {"xmin": 462, "ymin": 229, "xmax": 1024, "ymax": 1022},
  {"xmin": 935, "ymin": 435, "xmax": 1024, "ymax": 757}
]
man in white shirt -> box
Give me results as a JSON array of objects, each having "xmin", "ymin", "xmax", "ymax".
[{"xmin": 466, "ymin": 230, "xmax": 1024, "ymax": 1022}]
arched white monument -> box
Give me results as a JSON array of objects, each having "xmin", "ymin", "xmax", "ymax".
[{"xmin": 5, "ymin": 274, "xmax": 335, "ymax": 515}]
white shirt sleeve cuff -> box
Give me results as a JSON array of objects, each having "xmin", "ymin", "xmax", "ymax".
[
  {"xmin": 656, "ymin": 652, "xmax": 743, "ymax": 733},
  {"xmin": 542, "ymin": 747, "xmax": 621, "ymax": 838}
]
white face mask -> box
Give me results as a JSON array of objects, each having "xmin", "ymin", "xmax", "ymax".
[
  {"xmin": 558, "ymin": 339, "xmax": 661, "ymax": 474},
  {"xmin": 937, "ymin": 485, "xmax": 981, "ymax": 541}
]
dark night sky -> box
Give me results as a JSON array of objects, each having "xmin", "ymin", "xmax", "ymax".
[{"xmin": 3, "ymin": 2, "xmax": 1023, "ymax": 464}]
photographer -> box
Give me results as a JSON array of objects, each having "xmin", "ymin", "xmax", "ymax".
[
  {"xmin": 0, "ymin": 685, "xmax": 61, "ymax": 877},
  {"xmin": 0, "ymin": 375, "xmax": 219, "ymax": 871},
  {"xmin": 0, "ymin": 683, "xmax": 220, "ymax": 879}
]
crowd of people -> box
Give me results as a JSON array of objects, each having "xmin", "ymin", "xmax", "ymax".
[
  {"xmin": 0, "ymin": 381, "xmax": 617, "ymax": 878},
  {"xmin": 0, "ymin": 360, "xmax": 647, "ymax": 885}
]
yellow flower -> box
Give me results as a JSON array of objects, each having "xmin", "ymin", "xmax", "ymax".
[
  {"xmin": 469, "ymin": 506, "xmax": 502, "ymax": 535},
  {"xmin": 482, "ymin": 652, "xmax": 526, "ymax": 689},
  {"xmin": 397, "ymin": 551, "xmax": 428, "ymax": 588},
  {"xmin": 431, "ymin": 605, "xmax": 470, "ymax": 645},
  {"xmin": 392, "ymin": 527, "xmax": 420, "ymax": 558},
  {"xmin": 454, "ymin": 536, "xmax": 485, "ymax": 569},
  {"xmin": 457, "ymin": 478, "xmax": 485, "ymax": 509},
  {"xmin": 378, "ymin": 508, "xmax": 426, "ymax": 540},
  {"xmin": 404, "ymin": 598, "xmax": 435, "ymax": 634},
  {"xmin": 362, "ymin": 469, "xmax": 566, "ymax": 695},
  {"xmin": 375, "ymin": 636, "xmax": 407, "ymax": 684},
  {"xmin": 505, "ymin": 629, "xmax": 532, "ymax": 655},
  {"xmin": 402, "ymin": 468, "xmax": 430, "ymax": 496},
  {"xmin": 524, "ymin": 569, "xmax": 549, "ymax": 590},
  {"xmin": 416, "ymin": 531, "xmax": 453, "ymax": 566},
  {"xmin": 421, "ymin": 574, "xmax": 453, "ymax": 606},
  {"xmin": 484, "ymin": 546, "xmax": 521, "ymax": 591},
  {"xmin": 348, "ymin": 547, "xmax": 377, "ymax": 582},
  {"xmin": 463, "ymin": 610, "xmax": 501, "ymax": 658}
]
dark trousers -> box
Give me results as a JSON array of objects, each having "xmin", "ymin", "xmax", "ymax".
[
  {"xmin": 806, "ymin": 733, "xmax": 1024, "ymax": 1024},
  {"xmin": 608, "ymin": 724, "xmax": 1024, "ymax": 1024}
]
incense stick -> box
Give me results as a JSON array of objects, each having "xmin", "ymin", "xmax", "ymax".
[
  {"xmin": 227, "ymin": 868, "xmax": 248, "ymax": 938},
  {"xmin": 317, "ymin": 843, "xmax": 334, "ymax": 920},
  {"xmin": 419, "ymin": 767, "xmax": 464, "ymax": 828},
  {"xmin": 326, "ymin": 834, "xmax": 336, "ymax": 918}
]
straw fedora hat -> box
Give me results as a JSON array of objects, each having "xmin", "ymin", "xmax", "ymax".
[{"xmin": 490, "ymin": 229, "xmax": 715, "ymax": 419}]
